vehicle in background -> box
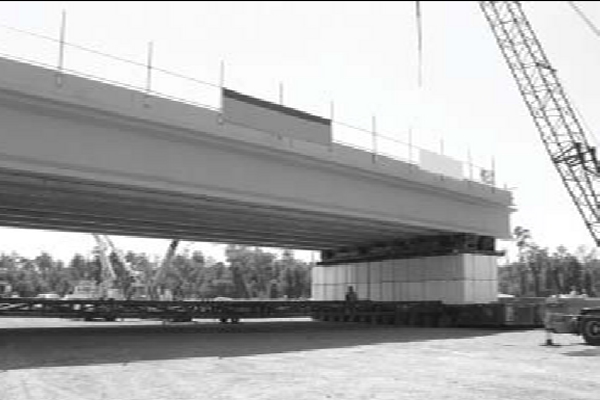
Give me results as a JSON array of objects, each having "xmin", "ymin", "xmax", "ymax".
[
  {"xmin": 63, "ymin": 280, "xmax": 100, "ymax": 300},
  {"xmin": 0, "ymin": 280, "xmax": 12, "ymax": 298},
  {"xmin": 544, "ymin": 296, "xmax": 600, "ymax": 345},
  {"xmin": 0, "ymin": 266, "xmax": 12, "ymax": 298},
  {"xmin": 35, "ymin": 293, "xmax": 61, "ymax": 300}
]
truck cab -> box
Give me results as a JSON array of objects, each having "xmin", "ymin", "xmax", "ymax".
[{"xmin": 544, "ymin": 297, "xmax": 600, "ymax": 346}]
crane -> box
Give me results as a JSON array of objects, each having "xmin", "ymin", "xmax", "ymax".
[
  {"xmin": 148, "ymin": 239, "xmax": 180, "ymax": 300},
  {"xmin": 103, "ymin": 236, "xmax": 137, "ymax": 278},
  {"xmin": 93, "ymin": 235, "xmax": 183, "ymax": 300},
  {"xmin": 479, "ymin": 1, "xmax": 600, "ymax": 346},
  {"xmin": 0, "ymin": 267, "xmax": 12, "ymax": 298},
  {"xmin": 73, "ymin": 236, "xmax": 181, "ymax": 300},
  {"xmin": 91, "ymin": 233, "xmax": 121, "ymax": 299},
  {"xmin": 101, "ymin": 235, "xmax": 147, "ymax": 299},
  {"xmin": 479, "ymin": 1, "xmax": 600, "ymax": 246},
  {"xmin": 90, "ymin": 234, "xmax": 149, "ymax": 300}
]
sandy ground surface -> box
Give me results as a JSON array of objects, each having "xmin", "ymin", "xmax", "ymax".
[{"xmin": 0, "ymin": 317, "xmax": 598, "ymax": 400}]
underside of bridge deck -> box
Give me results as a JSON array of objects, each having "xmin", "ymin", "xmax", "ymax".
[{"xmin": 0, "ymin": 167, "xmax": 448, "ymax": 250}]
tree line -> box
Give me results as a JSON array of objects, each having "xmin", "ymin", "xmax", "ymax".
[
  {"xmin": 4, "ymin": 228, "xmax": 599, "ymax": 301},
  {"xmin": 499, "ymin": 226, "xmax": 600, "ymax": 297},
  {"xmin": 0, "ymin": 244, "xmax": 314, "ymax": 299}
]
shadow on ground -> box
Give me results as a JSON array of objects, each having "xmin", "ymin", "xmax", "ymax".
[
  {"xmin": 0, "ymin": 319, "xmax": 506, "ymax": 371},
  {"xmin": 563, "ymin": 348, "xmax": 600, "ymax": 357}
]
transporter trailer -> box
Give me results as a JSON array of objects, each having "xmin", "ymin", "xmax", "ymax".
[
  {"xmin": 0, "ymin": 296, "xmax": 549, "ymax": 329},
  {"xmin": 7, "ymin": 295, "xmax": 600, "ymax": 348}
]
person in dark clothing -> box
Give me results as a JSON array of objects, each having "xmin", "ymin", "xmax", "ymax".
[{"xmin": 345, "ymin": 286, "xmax": 358, "ymax": 302}]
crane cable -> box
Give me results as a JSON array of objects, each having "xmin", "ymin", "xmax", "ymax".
[
  {"xmin": 416, "ymin": 1, "xmax": 423, "ymax": 89},
  {"xmin": 409, "ymin": 1, "xmax": 424, "ymax": 154},
  {"xmin": 567, "ymin": 1, "xmax": 600, "ymax": 40}
]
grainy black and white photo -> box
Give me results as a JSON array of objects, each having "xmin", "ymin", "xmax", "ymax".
[{"xmin": 0, "ymin": 2, "xmax": 599, "ymax": 399}]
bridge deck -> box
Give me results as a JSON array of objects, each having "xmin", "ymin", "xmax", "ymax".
[{"xmin": 0, "ymin": 56, "xmax": 512, "ymax": 249}]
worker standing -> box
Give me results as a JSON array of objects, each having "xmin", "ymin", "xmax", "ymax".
[
  {"xmin": 542, "ymin": 295, "xmax": 560, "ymax": 346},
  {"xmin": 345, "ymin": 286, "xmax": 358, "ymax": 302}
]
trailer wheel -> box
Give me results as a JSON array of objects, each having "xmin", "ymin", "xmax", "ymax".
[{"xmin": 582, "ymin": 318, "xmax": 600, "ymax": 346}]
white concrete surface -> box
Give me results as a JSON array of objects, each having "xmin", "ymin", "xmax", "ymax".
[
  {"xmin": 312, "ymin": 254, "xmax": 499, "ymax": 304},
  {"xmin": 0, "ymin": 57, "xmax": 512, "ymax": 248}
]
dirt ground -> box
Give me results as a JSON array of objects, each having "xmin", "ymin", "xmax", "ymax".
[{"xmin": 0, "ymin": 317, "xmax": 598, "ymax": 400}]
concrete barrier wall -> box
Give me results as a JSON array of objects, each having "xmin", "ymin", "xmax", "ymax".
[
  {"xmin": 419, "ymin": 149, "xmax": 463, "ymax": 180},
  {"xmin": 222, "ymin": 88, "xmax": 332, "ymax": 146}
]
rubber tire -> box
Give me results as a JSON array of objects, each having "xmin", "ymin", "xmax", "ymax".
[{"xmin": 582, "ymin": 318, "xmax": 600, "ymax": 346}]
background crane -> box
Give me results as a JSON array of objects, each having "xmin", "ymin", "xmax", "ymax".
[
  {"xmin": 91, "ymin": 233, "xmax": 121, "ymax": 299},
  {"xmin": 102, "ymin": 235, "xmax": 147, "ymax": 299},
  {"xmin": 91, "ymin": 235, "xmax": 182, "ymax": 300},
  {"xmin": 148, "ymin": 239, "xmax": 180, "ymax": 300},
  {"xmin": 479, "ymin": 1, "xmax": 600, "ymax": 246}
]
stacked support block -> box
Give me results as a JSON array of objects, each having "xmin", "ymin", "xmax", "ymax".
[{"xmin": 311, "ymin": 254, "xmax": 498, "ymax": 304}]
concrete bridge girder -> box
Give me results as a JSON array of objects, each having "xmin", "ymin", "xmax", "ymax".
[{"xmin": 0, "ymin": 57, "xmax": 513, "ymax": 249}]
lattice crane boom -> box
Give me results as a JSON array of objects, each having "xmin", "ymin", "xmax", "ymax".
[
  {"xmin": 147, "ymin": 239, "xmax": 180, "ymax": 300},
  {"xmin": 103, "ymin": 235, "xmax": 138, "ymax": 278},
  {"xmin": 91, "ymin": 233, "xmax": 117, "ymax": 296},
  {"xmin": 479, "ymin": 1, "xmax": 600, "ymax": 246}
]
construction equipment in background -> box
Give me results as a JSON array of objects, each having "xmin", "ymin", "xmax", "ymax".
[
  {"xmin": 102, "ymin": 235, "xmax": 147, "ymax": 299},
  {"xmin": 91, "ymin": 233, "xmax": 123, "ymax": 299},
  {"xmin": 0, "ymin": 262, "xmax": 11, "ymax": 297},
  {"xmin": 65, "ymin": 279, "xmax": 98, "ymax": 300},
  {"xmin": 68, "ymin": 236, "xmax": 182, "ymax": 301},
  {"xmin": 0, "ymin": 275, "xmax": 12, "ymax": 298},
  {"xmin": 542, "ymin": 295, "xmax": 600, "ymax": 346},
  {"xmin": 68, "ymin": 234, "xmax": 138, "ymax": 300},
  {"xmin": 479, "ymin": 1, "xmax": 600, "ymax": 345},
  {"xmin": 480, "ymin": 1, "xmax": 600, "ymax": 245},
  {"xmin": 148, "ymin": 239, "xmax": 180, "ymax": 301}
]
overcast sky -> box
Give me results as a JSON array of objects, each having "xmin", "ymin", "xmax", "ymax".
[{"xmin": 0, "ymin": 1, "xmax": 599, "ymax": 262}]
